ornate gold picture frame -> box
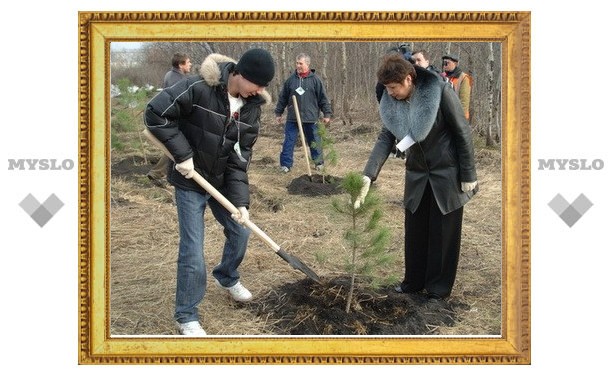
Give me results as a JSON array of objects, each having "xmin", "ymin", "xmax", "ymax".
[{"xmin": 78, "ymin": 11, "xmax": 530, "ymax": 364}]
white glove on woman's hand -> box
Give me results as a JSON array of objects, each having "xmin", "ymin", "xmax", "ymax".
[
  {"xmin": 461, "ymin": 181, "xmax": 477, "ymax": 192},
  {"xmin": 232, "ymin": 206, "xmax": 250, "ymax": 225},
  {"xmin": 353, "ymin": 176, "xmax": 371, "ymax": 209},
  {"xmin": 175, "ymin": 158, "xmax": 195, "ymax": 179}
]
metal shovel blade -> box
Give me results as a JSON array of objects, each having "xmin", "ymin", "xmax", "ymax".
[{"xmin": 276, "ymin": 248, "xmax": 322, "ymax": 284}]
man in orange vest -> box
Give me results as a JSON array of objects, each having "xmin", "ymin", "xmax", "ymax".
[{"xmin": 442, "ymin": 54, "xmax": 472, "ymax": 121}]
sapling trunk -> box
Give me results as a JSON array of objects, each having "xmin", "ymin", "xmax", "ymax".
[
  {"xmin": 345, "ymin": 211, "xmax": 358, "ymax": 313},
  {"xmin": 333, "ymin": 172, "xmax": 397, "ymax": 314}
]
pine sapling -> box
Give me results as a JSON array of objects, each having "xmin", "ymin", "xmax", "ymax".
[
  {"xmin": 311, "ymin": 121, "xmax": 338, "ymax": 184},
  {"xmin": 332, "ymin": 172, "xmax": 397, "ymax": 313}
]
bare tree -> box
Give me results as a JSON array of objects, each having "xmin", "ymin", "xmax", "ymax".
[
  {"xmin": 485, "ymin": 42, "xmax": 496, "ymax": 146},
  {"xmin": 321, "ymin": 43, "xmax": 328, "ymax": 84},
  {"xmin": 340, "ymin": 42, "xmax": 352, "ymax": 125},
  {"xmin": 113, "ymin": 41, "xmax": 503, "ymax": 146}
]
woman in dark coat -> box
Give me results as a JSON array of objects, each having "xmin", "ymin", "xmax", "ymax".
[{"xmin": 355, "ymin": 53, "xmax": 478, "ymax": 300}]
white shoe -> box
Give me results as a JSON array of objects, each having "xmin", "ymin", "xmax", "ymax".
[
  {"xmin": 315, "ymin": 164, "xmax": 324, "ymax": 171},
  {"xmin": 176, "ymin": 321, "xmax": 206, "ymax": 336},
  {"xmin": 280, "ymin": 166, "xmax": 290, "ymax": 173},
  {"xmin": 215, "ymin": 279, "xmax": 253, "ymax": 302}
]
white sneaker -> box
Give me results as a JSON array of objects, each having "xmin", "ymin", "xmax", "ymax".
[
  {"xmin": 280, "ymin": 166, "xmax": 290, "ymax": 173},
  {"xmin": 176, "ymin": 321, "xmax": 207, "ymax": 336},
  {"xmin": 215, "ymin": 279, "xmax": 253, "ymax": 302},
  {"xmin": 315, "ymin": 164, "xmax": 324, "ymax": 171}
]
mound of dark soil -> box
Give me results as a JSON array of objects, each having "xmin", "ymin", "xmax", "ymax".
[
  {"xmin": 287, "ymin": 174, "xmax": 344, "ymax": 197},
  {"xmin": 111, "ymin": 155, "xmax": 153, "ymax": 178},
  {"xmin": 248, "ymin": 276, "xmax": 468, "ymax": 335}
]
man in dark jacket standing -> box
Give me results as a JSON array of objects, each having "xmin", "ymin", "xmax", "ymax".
[
  {"xmin": 163, "ymin": 52, "xmax": 192, "ymax": 88},
  {"xmin": 274, "ymin": 53, "xmax": 332, "ymax": 172},
  {"xmin": 146, "ymin": 52, "xmax": 192, "ymax": 187},
  {"xmin": 144, "ymin": 48, "xmax": 275, "ymax": 336},
  {"xmin": 355, "ymin": 53, "xmax": 478, "ymax": 300},
  {"xmin": 412, "ymin": 49, "xmax": 443, "ymax": 77}
]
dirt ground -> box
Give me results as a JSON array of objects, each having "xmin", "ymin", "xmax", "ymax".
[{"xmin": 109, "ymin": 114, "xmax": 502, "ymax": 337}]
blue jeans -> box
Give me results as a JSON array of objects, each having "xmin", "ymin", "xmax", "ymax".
[
  {"xmin": 174, "ymin": 187, "xmax": 251, "ymax": 324},
  {"xmin": 279, "ymin": 121, "xmax": 323, "ymax": 168}
]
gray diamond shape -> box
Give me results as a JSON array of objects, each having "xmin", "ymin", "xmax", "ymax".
[
  {"xmin": 30, "ymin": 206, "xmax": 54, "ymax": 227},
  {"xmin": 42, "ymin": 194, "xmax": 64, "ymax": 214},
  {"xmin": 548, "ymin": 193, "xmax": 569, "ymax": 215},
  {"xmin": 559, "ymin": 206, "xmax": 580, "ymax": 227},
  {"xmin": 571, "ymin": 193, "xmax": 593, "ymax": 215},
  {"xmin": 19, "ymin": 194, "xmax": 41, "ymax": 215}
]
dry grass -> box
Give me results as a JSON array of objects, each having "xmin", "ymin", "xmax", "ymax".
[{"xmin": 110, "ymin": 112, "xmax": 502, "ymax": 336}]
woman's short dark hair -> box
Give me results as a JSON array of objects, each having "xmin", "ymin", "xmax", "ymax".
[{"xmin": 377, "ymin": 53, "xmax": 416, "ymax": 85}]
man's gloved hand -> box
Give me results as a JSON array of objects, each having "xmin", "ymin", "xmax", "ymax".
[
  {"xmin": 232, "ymin": 206, "xmax": 250, "ymax": 226},
  {"xmin": 461, "ymin": 181, "xmax": 478, "ymax": 192},
  {"xmin": 353, "ymin": 176, "xmax": 371, "ymax": 209},
  {"xmin": 175, "ymin": 158, "xmax": 195, "ymax": 179}
]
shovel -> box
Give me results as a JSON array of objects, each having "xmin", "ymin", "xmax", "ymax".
[
  {"xmin": 291, "ymin": 95, "xmax": 313, "ymax": 181},
  {"xmin": 143, "ymin": 129, "xmax": 321, "ymax": 284}
]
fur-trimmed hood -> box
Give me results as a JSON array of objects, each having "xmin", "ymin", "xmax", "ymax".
[
  {"xmin": 379, "ymin": 66, "xmax": 443, "ymax": 142},
  {"xmin": 199, "ymin": 53, "xmax": 272, "ymax": 105}
]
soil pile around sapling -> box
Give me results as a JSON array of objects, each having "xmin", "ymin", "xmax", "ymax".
[
  {"xmin": 287, "ymin": 174, "xmax": 344, "ymax": 197},
  {"xmin": 248, "ymin": 276, "xmax": 468, "ymax": 335}
]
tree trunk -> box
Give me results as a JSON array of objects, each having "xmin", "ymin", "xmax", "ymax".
[
  {"xmin": 321, "ymin": 43, "xmax": 328, "ymax": 84},
  {"xmin": 485, "ymin": 42, "xmax": 495, "ymax": 146},
  {"xmin": 341, "ymin": 42, "xmax": 352, "ymax": 125}
]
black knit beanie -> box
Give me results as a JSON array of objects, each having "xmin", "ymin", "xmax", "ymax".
[{"xmin": 236, "ymin": 48, "xmax": 275, "ymax": 87}]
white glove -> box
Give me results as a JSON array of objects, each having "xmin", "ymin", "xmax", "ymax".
[
  {"xmin": 175, "ymin": 158, "xmax": 195, "ymax": 179},
  {"xmin": 231, "ymin": 206, "xmax": 249, "ymax": 225},
  {"xmin": 461, "ymin": 181, "xmax": 477, "ymax": 192},
  {"xmin": 353, "ymin": 176, "xmax": 371, "ymax": 209}
]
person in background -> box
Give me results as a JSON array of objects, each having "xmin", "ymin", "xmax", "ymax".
[
  {"xmin": 355, "ymin": 53, "xmax": 478, "ymax": 301},
  {"xmin": 275, "ymin": 53, "xmax": 332, "ymax": 173},
  {"xmin": 412, "ymin": 49, "xmax": 443, "ymax": 77},
  {"xmin": 442, "ymin": 53, "xmax": 472, "ymax": 120},
  {"xmin": 144, "ymin": 48, "xmax": 275, "ymax": 336},
  {"xmin": 146, "ymin": 53, "xmax": 193, "ymax": 187}
]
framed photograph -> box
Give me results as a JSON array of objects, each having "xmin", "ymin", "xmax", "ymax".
[{"xmin": 79, "ymin": 10, "xmax": 530, "ymax": 364}]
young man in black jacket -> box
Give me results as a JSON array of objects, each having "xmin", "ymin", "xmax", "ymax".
[{"xmin": 144, "ymin": 48, "xmax": 275, "ymax": 336}]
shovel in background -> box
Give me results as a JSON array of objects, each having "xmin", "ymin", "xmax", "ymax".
[
  {"xmin": 143, "ymin": 129, "xmax": 322, "ymax": 284},
  {"xmin": 291, "ymin": 95, "xmax": 313, "ymax": 181}
]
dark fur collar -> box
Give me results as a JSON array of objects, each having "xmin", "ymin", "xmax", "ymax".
[{"xmin": 379, "ymin": 66, "xmax": 442, "ymax": 142}]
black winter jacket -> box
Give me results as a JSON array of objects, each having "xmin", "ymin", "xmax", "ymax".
[
  {"xmin": 144, "ymin": 53, "xmax": 271, "ymax": 208},
  {"xmin": 364, "ymin": 65, "xmax": 477, "ymax": 215}
]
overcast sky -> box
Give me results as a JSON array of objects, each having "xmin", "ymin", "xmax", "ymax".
[{"xmin": 110, "ymin": 42, "xmax": 143, "ymax": 51}]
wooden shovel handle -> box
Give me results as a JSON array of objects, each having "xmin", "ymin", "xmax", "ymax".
[
  {"xmin": 291, "ymin": 95, "xmax": 312, "ymax": 177},
  {"xmin": 142, "ymin": 129, "xmax": 281, "ymax": 252}
]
